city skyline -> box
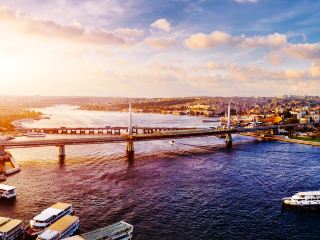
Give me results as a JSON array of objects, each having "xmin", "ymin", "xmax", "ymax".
[{"xmin": 0, "ymin": 0, "xmax": 319, "ymax": 97}]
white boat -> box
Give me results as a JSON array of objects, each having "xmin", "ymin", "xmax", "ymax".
[
  {"xmin": 25, "ymin": 203, "xmax": 74, "ymax": 237},
  {"xmin": 63, "ymin": 221, "xmax": 133, "ymax": 240},
  {"xmin": 36, "ymin": 215, "xmax": 80, "ymax": 240},
  {"xmin": 0, "ymin": 184, "xmax": 16, "ymax": 199},
  {"xmin": 24, "ymin": 132, "xmax": 46, "ymax": 137},
  {"xmin": 282, "ymin": 191, "xmax": 320, "ymax": 207},
  {"xmin": 0, "ymin": 217, "xmax": 24, "ymax": 240}
]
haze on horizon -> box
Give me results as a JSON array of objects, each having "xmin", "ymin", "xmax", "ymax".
[{"xmin": 0, "ymin": 0, "xmax": 319, "ymax": 97}]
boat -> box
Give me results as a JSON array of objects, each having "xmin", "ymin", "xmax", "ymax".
[
  {"xmin": 0, "ymin": 217, "xmax": 24, "ymax": 240},
  {"xmin": 25, "ymin": 203, "xmax": 74, "ymax": 237},
  {"xmin": 202, "ymin": 119, "xmax": 219, "ymax": 123},
  {"xmin": 63, "ymin": 221, "xmax": 133, "ymax": 240},
  {"xmin": 0, "ymin": 173, "xmax": 6, "ymax": 181},
  {"xmin": 24, "ymin": 132, "xmax": 46, "ymax": 137},
  {"xmin": 282, "ymin": 191, "xmax": 320, "ymax": 207},
  {"xmin": 36, "ymin": 215, "xmax": 80, "ymax": 240},
  {"xmin": 0, "ymin": 184, "xmax": 16, "ymax": 199},
  {"xmin": 169, "ymin": 140, "xmax": 175, "ymax": 145}
]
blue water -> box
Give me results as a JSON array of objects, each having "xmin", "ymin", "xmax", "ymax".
[{"xmin": 1, "ymin": 106, "xmax": 319, "ymax": 239}]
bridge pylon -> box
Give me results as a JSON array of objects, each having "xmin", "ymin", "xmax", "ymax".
[
  {"xmin": 126, "ymin": 103, "xmax": 134, "ymax": 159},
  {"xmin": 225, "ymin": 101, "xmax": 233, "ymax": 147}
]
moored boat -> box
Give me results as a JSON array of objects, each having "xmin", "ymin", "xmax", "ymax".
[
  {"xmin": 25, "ymin": 203, "xmax": 74, "ymax": 237},
  {"xmin": 0, "ymin": 216, "xmax": 24, "ymax": 240},
  {"xmin": 282, "ymin": 191, "xmax": 320, "ymax": 208},
  {"xmin": 0, "ymin": 184, "xmax": 16, "ymax": 199},
  {"xmin": 24, "ymin": 132, "xmax": 46, "ymax": 138},
  {"xmin": 36, "ymin": 215, "xmax": 80, "ymax": 240},
  {"xmin": 63, "ymin": 221, "xmax": 133, "ymax": 240}
]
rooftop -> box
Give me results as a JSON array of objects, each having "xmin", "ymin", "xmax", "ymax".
[
  {"xmin": 34, "ymin": 208, "xmax": 62, "ymax": 222},
  {"xmin": 49, "ymin": 215, "xmax": 79, "ymax": 232},
  {"xmin": 0, "ymin": 217, "xmax": 22, "ymax": 233},
  {"xmin": 296, "ymin": 191, "xmax": 320, "ymax": 196},
  {"xmin": 80, "ymin": 221, "xmax": 133, "ymax": 239},
  {"xmin": 0, "ymin": 184, "xmax": 16, "ymax": 191},
  {"xmin": 51, "ymin": 202, "xmax": 72, "ymax": 211}
]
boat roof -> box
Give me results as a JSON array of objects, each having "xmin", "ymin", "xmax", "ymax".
[
  {"xmin": 34, "ymin": 203, "xmax": 72, "ymax": 221},
  {"xmin": 63, "ymin": 236, "xmax": 85, "ymax": 240},
  {"xmin": 38, "ymin": 229, "xmax": 59, "ymax": 239},
  {"xmin": 0, "ymin": 184, "xmax": 16, "ymax": 191},
  {"xmin": 51, "ymin": 202, "xmax": 72, "ymax": 210},
  {"xmin": 34, "ymin": 208, "xmax": 63, "ymax": 222},
  {"xmin": 297, "ymin": 191, "xmax": 320, "ymax": 196},
  {"xmin": 0, "ymin": 217, "xmax": 22, "ymax": 233},
  {"xmin": 48, "ymin": 215, "xmax": 79, "ymax": 232},
  {"xmin": 80, "ymin": 221, "xmax": 133, "ymax": 239}
]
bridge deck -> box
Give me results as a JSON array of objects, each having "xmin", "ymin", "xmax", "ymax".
[{"xmin": 0, "ymin": 123, "xmax": 303, "ymax": 149}]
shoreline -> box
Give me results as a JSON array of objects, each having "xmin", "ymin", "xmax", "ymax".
[{"xmin": 241, "ymin": 133, "xmax": 320, "ymax": 147}]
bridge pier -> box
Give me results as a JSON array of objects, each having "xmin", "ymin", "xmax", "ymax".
[
  {"xmin": 58, "ymin": 145, "xmax": 66, "ymax": 159},
  {"xmin": 126, "ymin": 141, "xmax": 134, "ymax": 159},
  {"xmin": 225, "ymin": 133, "xmax": 232, "ymax": 148}
]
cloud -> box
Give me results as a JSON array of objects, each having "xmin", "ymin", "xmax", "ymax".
[
  {"xmin": 284, "ymin": 43, "xmax": 320, "ymax": 61},
  {"xmin": 150, "ymin": 18, "xmax": 171, "ymax": 32},
  {"xmin": 0, "ymin": 5, "xmax": 127, "ymax": 45},
  {"xmin": 266, "ymin": 51, "xmax": 285, "ymax": 65},
  {"xmin": 144, "ymin": 37, "xmax": 176, "ymax": 49},
  {"xmin": 204, "ymin": 61, "xmax": 318, "ymax": 83},
  {"xmin": 115, "ymin": 27, "xmax": 144, "ymax": 38},
  {"xmin": 185, "ymin": 31, "xmax": 287, "ymax": 49},
  {"xmin": 185, "ymin": 31, "xmax": 232, "ymax": 49},
  {"xmin": 310, "ymin": 63, "xmax": 320, "ymax": 77},
  {"xmin": 234, "ymin": 0, "xmax": 259, "ymax": 3},
  {"xmin": 240, "ymin": 33, "xmax": 287, "ymax": 48}
]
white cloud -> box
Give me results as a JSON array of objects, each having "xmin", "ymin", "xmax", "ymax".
[
  {"xmin": 150, "ymin": 18, "xmax": 171, "ymax": 32},
  {"xmin": 185, "ymin": 31, "xmax": 287, "ymax": 49},
  {"xmin": 115, "ymin": 27, "xmax": 144, "ymax": 38},
  {"xmin": 0, "ymin": 6, "xmax": 127, "ymax": 45},
  {"xmin": 284, "ymin": 43, "xmax": 320, "ymax": 61},
  {"xmin": 234, "ymin": 0, "xmax": 259, "ymax": 3},
  {"xmin": 144, "ymin": 37, "xmax": 176, "ymax": 49}
]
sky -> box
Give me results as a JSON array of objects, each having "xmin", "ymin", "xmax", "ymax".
[{"xmin": 0, "ymin": 0, "xmax": 319, "ymax": 97}]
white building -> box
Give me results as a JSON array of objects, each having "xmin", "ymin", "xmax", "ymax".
[{"xmin": 311, "ymin": 114, "xmax": 320, "ymax": 123}]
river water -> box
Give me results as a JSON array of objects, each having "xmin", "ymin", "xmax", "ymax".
[{"xmin": 1, "ymin": 105, "xmax": 320, "ymax": 240}]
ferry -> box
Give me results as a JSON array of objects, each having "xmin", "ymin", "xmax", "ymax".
[
  {"xmin": 63, "ymin": 221, "xmax": 133, "ymax": 240},
  {"xmin": 0, "ymin": 184, "xmax": 16, "ymax": 199},
  {"xmin": 282, "ymin": 191, "xmax": 320, "ymax": 207},
  {"xmin": 0, "ymin": 216, "xmax": 24, "ymax": 240},
  {"xmin": 25, "ymin": 203, "xmax": 74, "ymax": 237},
  {"xmin": 24, "ymin": 132, "xmax": 46, "ymax": 138},
  {"xmin": 36, "ymin": 215, "xmax": 80, "ymax": 240}
]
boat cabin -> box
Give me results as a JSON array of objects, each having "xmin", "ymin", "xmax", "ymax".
[
  {"xmin": 0, "ymin": 184, "xmax": 16, "ymax": 199},
  {"xmin": 0, "ymin": 217, "xmax": 24, "ymax": 240}
]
